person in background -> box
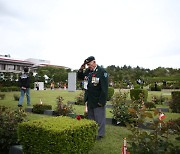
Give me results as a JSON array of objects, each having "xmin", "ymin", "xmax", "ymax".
[
  {"xmin": 64, "ymin": 83, "xmax": 67, "ymax": 90},
  {"xmin": 18, "ymin": 67, "xmax": 31, "ymax": 107},
  {"xmin": 50, "ymin": 82, "xmax": 54, "ymax": 90},
  {"xmin": 36, "ymin": 82, "xmax": 39, "ymax": 90},
  {"xmin": 77, "ymin": 56, "xmax": 108, "ymax": 140}
]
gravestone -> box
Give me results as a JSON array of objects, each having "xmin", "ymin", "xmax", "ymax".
[
  {"xmin": 25, "ymin": 107, "xmax": 33, "ymax": 112},
  {"xmin": 68, "ymin": 72, "xmax": 76, "ymax": 92},
  {"xmin": 157, "ymin": 107, "xmax": 169, "ymax": 112},
  {"xmin": 34, "ymin": 82, "xmax": 44, "ymax": 90},
  {"xmin": 44, "ymin": 110, "xmax": 54, "ymax": 115}
]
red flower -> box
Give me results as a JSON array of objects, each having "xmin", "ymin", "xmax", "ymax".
[
  {"xmin": 76, "ymin": 115, "xmax": 81, "ymax": 120},
  {"xmin": 159, "ymin": 113, "xmax": 166, "ymax": 120},
  {"xmin": 92, "ymin": 73, "xmax": 96, "ymax": 77}
]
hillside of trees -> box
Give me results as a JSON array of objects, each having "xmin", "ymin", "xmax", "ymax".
[{"xmin": 105, "ymin": 65, "xmax": 180, "ymax": 89}]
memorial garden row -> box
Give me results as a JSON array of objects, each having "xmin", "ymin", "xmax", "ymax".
[{"xmin": 0, "ymin": 88, "xmax": 180, "ymax": 154}]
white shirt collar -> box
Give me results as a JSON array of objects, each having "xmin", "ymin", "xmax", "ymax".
[{"xmin": 93, "ymin": 65, "xmax": 97, "ymax": 71}]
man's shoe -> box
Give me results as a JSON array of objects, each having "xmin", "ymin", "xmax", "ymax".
[
  {"xmin": 18, "ymin": 105, "xmax": 23, "ymax": 107},
  {"xmin": 27, "ymin": 104, "xmax": 31, "ymax": 106},
  {"xmin": 96, "ymin": 136, "xmax": 103, "ymax": 140}
]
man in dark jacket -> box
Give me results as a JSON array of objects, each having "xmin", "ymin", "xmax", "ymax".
[
  {"xmin": 18, "ymin": 67, "xmax": 31, "ymax": 107},
  {"xmin": 77, "ymin": 56, "xmax": 108, "ymax": 140}
]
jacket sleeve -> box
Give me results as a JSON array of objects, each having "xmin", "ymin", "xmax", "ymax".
[
  {"xmin": 19, "ymin": 76, "xmax": 22, "ymax": 88},
  {"xmin": 77, "ymin": 69, "xmax": 89, "ymax": 80},
  {"xmin": 99, "ymin": 70, "xmax": 108, "ymax": 106},
  {"xmin": 77, "ymin": 70, "xmax": 85, "ymax": 80},
  {"xmin": 26, "ymin": 76, "xmax": 30, "ymax": 88}
]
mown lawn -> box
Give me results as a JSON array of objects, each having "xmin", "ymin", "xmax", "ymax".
[{"xmin": 0, "ymin": 89, "xmax": 180, "ymax": 153}]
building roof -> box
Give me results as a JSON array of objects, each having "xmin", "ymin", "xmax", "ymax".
[
  {"xmin": 0, "ymin": 56, "xmax": 70, "ymax": 69},
  {"xmin": 33, "ymin": 63, "xmax": 70, "ymax": 69},
  {"xmin": 0, "ymin": 57, "xmax": 34, "ymax": 66}
]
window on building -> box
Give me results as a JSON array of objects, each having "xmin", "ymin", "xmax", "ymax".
[
  {"xmin": 8, "ymin": 65, "xmax": 14, "ymax": 70},
  {"xmin": 0, "ymin": 64, "xmax": 6, "ymax": 70},
  {"xmin": 17, "ymin": 65, "xmax": 20, "ymax": 71}
]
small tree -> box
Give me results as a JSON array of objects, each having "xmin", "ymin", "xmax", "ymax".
[
  {"xmin": 75, "ymin": 91, "xmax": 85, "ymax": 105},
  {"xmin": 55, "ymin": 96, "xmax": 74, "ymax": 116},
  {"xmin": 110, "ymin": 91, "xmax": 132, "ymax": 125}
]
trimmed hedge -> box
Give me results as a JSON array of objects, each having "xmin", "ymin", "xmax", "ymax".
[
  {"xmin": 18, "ymin": 116, "xmax": 98, "ymax": 154},
  {"xmin": 149, "ymin": 84, "xmax": 162, "ymax": 91},
  {"xmin": 107, "ymin": 87, "xmax": 115, "ymax": 101},
  {"xmin": 170, "ymin": 91, "xmax": 180, "ymax": 113},
  {"xmin": 0, "ymin": 86, "xmax": 19, "ymax": 92},
  {"xmin": 130, "ymin": 89, "xmax": 148, "ymax": 102},
  {"xmin": 32, "ymin": 104, "xmax": 52, "ymax": 114}
]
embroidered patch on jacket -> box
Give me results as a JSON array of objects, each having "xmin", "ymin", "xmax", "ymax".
[{"xmin": 104, "ymin": 73, "xmax": 108, "ymax": 78}]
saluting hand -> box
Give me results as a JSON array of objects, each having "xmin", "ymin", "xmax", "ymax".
[{"xmin": 80, "ymin": 64, "xmax": 86, "ymax": 70}]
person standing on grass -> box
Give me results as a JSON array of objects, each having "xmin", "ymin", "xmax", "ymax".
[
  {"xmin": 77, "ymin": 56, "xmax": 108, "ymax": 140},
  {"xmin": 18, "ymin": 67, "xmax": 31, "ymax": 107}
]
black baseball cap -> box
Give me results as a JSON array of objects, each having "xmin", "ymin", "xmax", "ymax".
[{"xmin": 84, "ymin": 56, "xmax": 95, "ymax": 64}]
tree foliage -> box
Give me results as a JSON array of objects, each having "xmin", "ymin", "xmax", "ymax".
[
  {"xmin": 35, "ymin": 66, "xmax": 70, "ymax": 84},
  {"xmin": 106, "ymin": 65, "xmax": 180, "ymax": 85}
]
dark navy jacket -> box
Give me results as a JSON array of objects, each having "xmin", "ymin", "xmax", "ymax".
[
  {"xmin": 77, "ymin": 65, "xmax": 108, "ymax": 108},
  {"xmin": 19, "ymin": 73, "xmax": 30, "ymax": 88}
]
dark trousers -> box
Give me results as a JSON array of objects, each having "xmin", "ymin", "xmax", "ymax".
[{"xmin": 88, "ymin": 106, "xmax": 106, "ymax": 137}]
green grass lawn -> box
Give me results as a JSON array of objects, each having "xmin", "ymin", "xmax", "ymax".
[{"xmin": 0, "ymin": 89, "xmax": 180, "ymax": 153}]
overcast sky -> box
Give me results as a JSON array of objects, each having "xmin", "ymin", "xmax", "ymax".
[{"xmin": 0, "ymin": 0, "xmax": 180, "ymax": 70}]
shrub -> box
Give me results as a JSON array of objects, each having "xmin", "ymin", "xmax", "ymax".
[
  {"xmin": 107, "ymin": 87, "xmax": 114, "ymax": 101},
  {"xmin": 150, "ymin": 84, "xmax": 162, "ymax": 91},
  {"xmin": 144, "ymin": 102, "xmax": 156, "ymax": 110},
  {"xmin": 18, "ymin": 116, "xmax": 98, "ymax": 154},
  {"xmin": 0, "ymin": 86, "xmax": 19, "ymax": 92},
  {"xmin": 128, "ymin": 127, "xmax": 180, "ymax": 154},
  {"xmin": 127, "ymin": 104, "xmax": 180, "ymax": 153},
  {"xmin": 166, "ymin": 118, "xmax": 180, "ymax": 137},
  {"xmin": 0, "ymin": 106, "xmax": 27, "ymax": 152},
  {"xmin": 0, "ymin": 93, "xmax": 5, "ymax": 100},
  {"xmin": 32, "ymin": 104, "xmax": 52, "ymax": 114},
  {"xmin": 170, "ymin": 91, "xmax": 180, "ymax": 113},
  {"xmin": 130, "ymin": 89, "xmax": 148, "ymax": 102},
  {"xmin": 10, "ymin": 86, "xmax": 19, "ymax": 91},
  {"xmin": 13, "ymin": 94, "xmax": 20, "ymax": 101},
  {"xmin": 55, "ymin": 96, "xmax": 74, "ymax": 116},
  {"xmin": 75, "ymin": 91, "xmax": 84, "ymax": 105},
  {"xmin": 151, "ymin": 95, "xmax": 167, "ymax": 105},
  {"xmin": 134, "ymin": 84, "xmax": 141, "ymax": 89},
  {"xmin": 0, "ymin": 87, "xmax": 8, "ymax": 92},
  {"xmin": 110, "ymin": 91, "xmax": 132, "ymax": 126}
]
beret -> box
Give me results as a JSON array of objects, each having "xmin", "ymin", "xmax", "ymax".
[{"xmin": 84, "ymin": 56, "xmax": 95, "ymax": 64}]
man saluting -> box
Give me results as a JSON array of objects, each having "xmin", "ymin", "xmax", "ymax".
[{"xmin": 77, "ymin": 56, "xmax": 108, "ymax": 140}]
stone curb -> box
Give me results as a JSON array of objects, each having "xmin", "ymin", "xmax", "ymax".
[
  {"xmin": 9, "ymin": 145, "xmax": 23, "ymax": 154},
  {"xmin": 157, "ymin": 107, "xmax": 169, "ymax": 112}
]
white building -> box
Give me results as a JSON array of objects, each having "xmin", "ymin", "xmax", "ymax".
[
  {"xmin": 0, "ymin": 55, "xmax": 69, "ymax": 74},
  {"xmin": 0, "ymin": 55, "xmax": 34, "ymax": 73},
  {"xmin": 26, "ymin": 58, "xmax": 50, "ymax": 65}
]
